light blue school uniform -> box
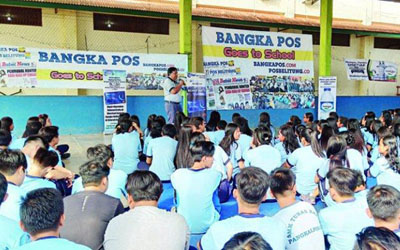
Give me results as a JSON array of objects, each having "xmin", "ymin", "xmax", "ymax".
[
  {"xmin": 0, "ymin": 182, "xmax": 26, "ymax": 222},
  {"xmin": 112, "ymin": 131, "xmax": 141, "ymax": 174},
  {"xmin": 143, "ymin": 134, "xmax": 152, "ymax": 156},
  {"xmin": 347, "ymin": 149, "xmax": 367, "ymax": 180},
  {"xmin": 229, "ymin": 143, "xmax": 243, "ymax": 176},
  {"xmin": 13, "ymin": 237, "xmax": 90, "ymax": 250},
  {"xmin": 21, "ymin": 175, "xmax": 56, "ymax": 193},
  {"xmin": 338, "ymin": 127, "xmax": 348, "ymax": 132},
  {"xmin": 288, "ymin": 145, "xmax": 325, "ymax": 195},
  {"xmin": 270, "ymin": 125, "xmax": 276, "ymax": 146},
  {"xmin": 0, "ymin": 215, "xmax": 30, "ymax": 249},
  {"xmin": 370, "ymin": 146, "xmax": 380, "ymax": 164},
  {"xmin": 147, "ymin": 136, "xmax": 178, "ymax": 181},
  {"xmin": 354, "ymin": 189, "xmax": 369, "ymax": 206},
  {"xmin": 200, "ymin": 214, "xmax": 286, "ymax": 250},
  {"xmin": 370, "ymin": 157, "xmax": 400, "ymax": 191},
  {"xmin": 274, "ymin": 142, "xmax": 288, "ymax": 166},
  {"xmin": 319, "ymin": 198, "xmax": 374, "ymax": 250},
  {"xmin": 171, "ymin": 168, "xmax": 221, "ymax": 234},
  {"xmin": 49, "ymin": 146, "xmax": 63, "ymax": 166},
  {"xmin": 244, "ymin": 145, "xmax": 281, "ymax": 174},
  {"xmin": 9, "ymin": 138, "xmax": 26, "ymax": 150},
  {"xmin": 204, "ymin": 130, "xmax": 225, "ymax": 146},
  {"xmin": 363, "ymin": 130, "xmax": 374, "ymax": 146},
  {"xmin": 237, "ymin": 134, "xmax": 252, "ymax": 157},
  {"xmin": 71, "ymin": 169, "xmax": 127, "ymax": 199},
  {"xmin": 211, "ymin": 145, "xmax": 230, "ymax": 180}
]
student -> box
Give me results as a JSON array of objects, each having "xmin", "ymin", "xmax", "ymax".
[
  {"xmin": 21, "ymin": 148, "xmax": 58, "ymax": 193},
  {"xmin": 339, "ymin": 131, "xmax": 369, "ymax": 179},
  {"xmin": 370, "ymin": 120, "xmax": 384, "ymax": 149},
  {"xmin": 222, "ymin": 232, "xmax": 272, "ymax": 250},
  {"xmin": 146, "ymin": 124, "xmax": 178, "ymax": 181},
  {"xmin": 380, "ymin": 110, "xmax": 392, "ymax": 128},
  {"xmin": 366, "ymin": 185, "xmax": 400, "ymax": 236},
  {"xmin": 204, "ymin": 120, "xmax": 226, "ymax": 146},
  {"xmin": 143, "ymin": 117, "xmax": 164, "ymax": 157},
  {"xmin": 370, "ymin": 135, "xmax": 400, "ymax": 191},
  {"xmin": 14, "ymin": 188, "xmax": 90, "ymax": 250},
  {"xmin": 220, "ymin": 123, "xmax": 244, "ymax": 178},
  {"xmin": 0, "ymin": 116, "xmax": 14, "ymax": 139},
  {"xmin": 0, "ymin": 149, "xmax": 27, "ymax": 221},
  {"xmin": 235, "ymin": 117, "xmax": 253, "ymax": 157},
  {"xmin": 175, "ymin": 125, "xmax": 193, "ymax": 169},
  {"xmin": 38, "ymin": 114, "xmax": 70, "ymax": 159},
  {"xmin": 337, "ymin": 116, "xmax": 348, "ymax": 132},
  {"xmin": 206, "ymin": 111, "xmax": 221, "ymax": 132},
  {"xmin": 319, "ymin": 168, "xmax": 374, "ymax": 250},
  {"xmin": 61, "ymin": 160, "xmax": 124, "ymax": 249},
  {"xmin": 21, "ymin": 135, "xmax": 48, "ymax": 172},
  {"xmin": 0, "ymin": 129, "xmax": 11, "ymax": 150},
  {"xmin": 286, "ymin": 128, "xmax": 325, "ymax": 198},
  {"xmin": 104, "ymin": 170, "xmax": 189, "ymax": 250},
  {"xmin": 369, "ymin": 126, "xmax": 391, "ymax": 164},
  {"xmin": 171, "ymin": 141, "xmax": 221, "ymax": 235},
  {"xmin": 232, "ymin": 113, "xmax": 240, "ymax": 123},
  {"xmin": 112, "ymin": 118, "xmax": 141, "ymax": 174},
  {"xmin": 174, "ymin": 111, "xmax": 188, "ymax": 133},
  {"xmin": 38, "ymin": 126, "xmax": 63, "ymax": 167},
  {"xmin": 200, "ymin": 167, "xmax": 286, "ymax": 250},
  {"xmin": 275, "ymin": 124, "xmax": 300, "ymax": 165},
  {"xmin": 9, "ymin": 121, "xmax": 42, "ymax": 150},
  {"xmin": 144, "ymin": 114, "xmax": 156, "ymax": 139},
  {"xmin": 354, "ymin": 226, "xmax": 400, "ymax": 250},
  {"xmin": 289, "ymin": 115, "xmax": 301, "ymax": 127},
  {"xmin": 38, "ymin": 113, "xmax": 52, "ymax": 127},
  {"xmin": 303, "ymin": 112, "xmax": 314, "ymax": 126},
  {"xmin": 244, "ymin": 126, "xmax": 280, "ymax": 174},
  {"xmin": 0, "ymin": 173, "xmax": 30, "ymax": 249},
  {"xmin": 72, "ymin": 144, "xmax": 128, "ymax": 199},
  {"xmin": 270, "ymin": 168, "xmax": 324, "ymax": 250},
  {"xmin": 190, "ymin": 116, "xmax": 206, "ymax": 133},
  {"xmin": 130, "ymin": 115, "xmax": 143, "ymax": 140},
  {"xmin": 259, "ymin": 112, "xmax": 276, "ymax": 145},
  {"xmin": 354, "ymin": 170, "xmax": 368, "ymax": 203}
]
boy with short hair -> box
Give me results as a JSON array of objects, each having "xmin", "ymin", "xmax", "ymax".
[
  {"xmin": 337, "ymin": 116, "xmax": 348, "ymax": 132},
  {"xmin": 204, "ymin": 120, "xmax": 226, "ymax": 146},
  {"xmin": 366, "ymin": 185, "xmax": 400, "ymax": 236},
  {"xmin": 14, "ymin": 188, "xmax": 90, "ymax": 250},
  {"xmin": 0, "ymin": 129, "xmax": 11, "ymax": 150},
  {"xmin": 270, "ymin": 168, "xmax": 324, "ymax": 250},
  {"xmin": 319, "ymin": 168, "xmax": 374, "ymax": 250},
  {"xmin": 200, "ymin": 167, "xmax": 286, "ymax": 250}
]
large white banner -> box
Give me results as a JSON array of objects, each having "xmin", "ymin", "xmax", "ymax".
[
  {"xmin": 318, "ymin": 76, "xmax": 337, "ymax": 120},
  {"xmin": 0, "ymin": 45, "xmax": 187, "ymax": 89},
  {"xmin": 202, "ymin": 26, "xmax": 315, "ymax": 110}
]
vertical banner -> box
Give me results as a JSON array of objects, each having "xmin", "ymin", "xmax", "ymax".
[
  {"xmin": 186, "ymin": 73, "xmax": 207, "ymax": 120},
  {"xmin": 103, "ymin": 70, "xmax": 127, "ymax": 134},
  {"xmin": 318, "ymin": 76, "xmax": 337, "ymax": 120}
]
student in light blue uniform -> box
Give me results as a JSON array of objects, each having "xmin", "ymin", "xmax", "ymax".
[
  {"xmin": 259, "ymin": 112, "xmax": 276, "ymax": 146},
  {"xmin": 319, "ymin": 168, "xmax": 374, "ymax": 250},
  {"xmin": 235, "ymin": 117, "xmax": 253, "ymax": 158},
  {"xmin": 143, "ymin": 117, "xmax": 165, "ymax": 157},
  {"xmin": 274, "ymin": 124, "xmax": 300, "ymax": 166},
  {"xmin": 337, "ymin": 116, "xmax": 348, "ymax": 133},
  {"xmin": 0, "ymin": 149, "xmax": 27, "ymax": 222},
  {"xmin": 0, "ymin": 129, "xmax": 12, "ymax": 150},
  {"xmin": 200, "ymin": 167, "xmax": 286, "ymax": 250},
  {"xmin": 356, "ymin": 227, "xmax": 400, "ymax": 249},
  {"xmin": 0, "ymin": 173, "xmax": 30, "ymax": 249},
  {"xmin": 354, "ymin": 170, "xmax": 368, "ymax": 204},
  {"xmin": 14, "ymin": 188, "xmax": 90, "ymax": 250},
  {"xmin": 147, "ymin": 124, "xmax": 178, "ymax": 181},
  {"xmin": 72, "ymin": 144, "xmax": 127, "ymax": 199},
  {"xmin": 9, "ymin": 120, "xmax": 43, "ymax": 150},
  {"xmin": 204, "ymin": 120, "xmax": 226, "ymax": 146},
  {"xmin": 244, "ymin": 126, "xmax": 280, "ymax": 175},
  {"xmin": 21, "ymin": 148, "xmax": 58, "ymax": 193},
  {"xmin": 112, "ymin": 119, "xmax": 141, "ymax": 174},
  {"xmin": 219, "ymin": 123, "xmax": 244, "ymax": 177},
  {"xmin": 370, "ymin": 135, "xmax": 400, "ymax": 191},
  {"xmin": 171, "ymin": 141, "xmax": 221, "ymax": 234}
]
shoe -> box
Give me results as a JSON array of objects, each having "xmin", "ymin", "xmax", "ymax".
[{"xmin": 61, "ymin": 153, "xmax": 71, "ymax": 160}]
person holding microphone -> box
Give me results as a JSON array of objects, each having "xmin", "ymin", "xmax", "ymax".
[{"xmin": 161, "ymin": 67, "xmax": 186, "ymax": 124}]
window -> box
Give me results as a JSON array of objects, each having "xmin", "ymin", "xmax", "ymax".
[
  {"xmin": 93, "ymin": 13, "xmax": 169, "ymax": 35},
  {"xmin": 302, "ymin": 31, "xmax": 351, "ymax": 46},
  {"xmin": 0, "ymin": 5, "xmax": 42, "ymax": 26},
  {"xmin": 374, "ymin": 37, "xmax": 400, "ymax": 50},
  {"xmin": 211, "ymin": 23, "xmax": 270, "ymax": 32}
]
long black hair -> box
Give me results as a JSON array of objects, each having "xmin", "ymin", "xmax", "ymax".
[
  {"xmin": 299, "ymin": 128, "xmax": 324, "ymax": 157},
  {"xmin": 220, "ymin": 123, "xmax": 239, "ymax": 156},
  {"xmin": 381, "ymin": 135, "xmax": 400, "ymax": 174},
  {"xmin": 279, "ymin": 124, "xmax": 300, "ymax": 154},
  {"xmin": 252, "ymin": 126, "xmax": 272, "ymax": 147},
  {"xmin": 175, "ymin": 125, "xmax": 193, "ymax": 169},
  {"xmin": 206, "ymin": 111, "xmax": 221, "ymax": 132}
]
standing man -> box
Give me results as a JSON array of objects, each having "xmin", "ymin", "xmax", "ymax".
[{"xmin": 161, "ymin": 67, "xmax": 186, "ymax": 124}]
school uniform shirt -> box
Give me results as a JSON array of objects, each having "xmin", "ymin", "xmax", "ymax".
[
  {"xmin": 275, "ymin": 142, "xmax": 289, "ymax": 166},
  {"xmin": 273, "ymin": 201, "xmax": 325, "ymax": 250},
  {"xmin": 143, "ymin": 134, "xmax": 152, "ymax": 156},
  {"xmin": 244, "ymin": 145, "xmax": 281, "ymax": 174},
  {"xmin": 354, "ymin": 189, "xmax": 369, "ymax": 206},
  {"xmin": 9, "ymin": 138, "xmax": 26, "ymax": 150},
  {"xmin": 0, "ymin": 215, "xmax": 30, "ymax": 249},
  {"xmin": 338, "ymin": 127, "xmax": 348, "ymax": 132},
  {"xmin": 0, "ymin": 182, "xmax": 26, "ymax": 222},
  {"xmin": 319, "ymin": 198, "xmax": 374, "ymax": 250},
  {"xmin": 21, "ymin": 175, "xmax": 56, "ymax": 193},
  {"xmin": 370, "ymin": 146, "xmax": 380, "ymax": 164},
  {"xmin": 49, "ymin": 146, "xmax": 63, "ymax": 166},
  {"xmin": 229, "ymin": 143, "xmax": 243, "ymax": 176},
  {"xmin": 211, "ymin": 145, "xmax": 230, "ymax": 180},
  {"xmin": 24, "ymin": 154, "xmax": 32, "ymax": 172},
  {"xmin": 171, "ymin": 168, "xmax": 221, "ymax": 234},
  {"xmin": 370, "ymin": 157, "xmax": 400, "ymax": 191},
  {"xmin": 288, "ymin": 145, "xmax": 326, "ymax": 195},
  {"xmin": 147, "ymin": 136, "xmax": 178, "ymax": 181},
  {"xmin": 237, "ymin": 134, "xmax": 252, "ymax": 157},
  {"xmin": 13, "ymin": 237, "xmax": 90, "ymax": 250},
  {"xmin": 346, "ymin": 149, "xmax": 367, "ymax": 180},
  {"xmin": 112, "ymin": 131, "xmax": 141, "ymax": 174},
  {"xmin": 363, "ymin": 130, "xmax": 374, "ymax": 147},
  {"xmin": 200, "ymin": 214, "xmax": 286, "ymax": 250},
  {"xmin": 71, "ymin": 169, "xmax": 128, "ymax": 200},
  {"xmin": 203, "ymin": 131, "xmax": 225, "ymax": 146}
]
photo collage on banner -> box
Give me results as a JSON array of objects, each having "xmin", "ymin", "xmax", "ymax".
[{"xmin": 202, "ymin": 26, "xmax": 315, "ymax": 110}]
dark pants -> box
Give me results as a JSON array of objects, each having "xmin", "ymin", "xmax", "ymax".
[{"xmin": 165, "ymin": 101, "xmax": 182, "ymax": 124}]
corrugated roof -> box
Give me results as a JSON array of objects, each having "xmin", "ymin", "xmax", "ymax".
[{"xmin": 15, "ymin": 0, "xmax": 400, "ymax": 34}]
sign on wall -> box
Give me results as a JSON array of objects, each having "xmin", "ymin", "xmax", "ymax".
[
  {"xmin": 186, "ymin": 73, "xmax": 207, "ymax": 120},
  {"xmin": 344, "ymin": 59, "xmax": 369, "ymax": 80},
  {"xmin": 368, "ymin": 60, "xmax": 398, "ymax": 82},
  {"xmin": 202, "ymin": 26, "xmax": 315, "ymax": 110},
  {"xmin": 318, "ymin": 76, "xmax": 337, "ymax": 120},
  {"xmin": 0, "ymin": 45, "xmax": 188, "ymax": 89}
]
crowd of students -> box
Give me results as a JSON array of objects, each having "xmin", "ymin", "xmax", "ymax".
[{"xmin": 1, "ymin": 108, "xmax": 400, "ymax": 250}]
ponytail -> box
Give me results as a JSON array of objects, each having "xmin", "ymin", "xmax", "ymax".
[{"xmin": 300, "ymin": 128, "xmax": 324, "ymax": 157}]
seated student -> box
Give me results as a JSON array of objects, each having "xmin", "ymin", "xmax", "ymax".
[
  {"xmin": 72, "ymin": 144, "xmax": 127, "ymax": 200},
  {"xmin": 369, "ymin": 126, "xmax": 391, "ymax": 164},
  {"xmin": 146, "ymin": 124, "xmax": 178, "ymax": 181},
  {"xmin": 21, "ymin": 135, "xmax": 48, "ymax": 171},
  {"xmin": 303, "ymin": 112, "xmax": 314, "ymax": 127},
  {"xmin": 270, "ymin": 168, "xmax": 325, "ymax": 250},
  {"xmin": 9, "ymin": 121, "xmax": 42, "ymax": 150},
  {"xmin": 14, "ymin": 188, "xmax": 90, "ymax": 250},
  {"xmin": 0, "ymin": 129, "xmax": 12, "ymax": 150},
  {"xmin": 21, "ymin": 148, "xmax": 58, "ymax": 193},
  {"xmin": 171, "ymin": 141, "xmax": 221, "ymax": 235},
  {"xmin": 0, "ymin": 116, "xmax": 14, "ymax": 139},
  {"xmin": 354, "ymin": 170, "xmax": 368, "ymax": 203},
  {"xmin": 220, "ymin": 123, "xmax": 244, "ymax": 178},
  {"xmin": 222, "ymin": 232, "xmax": 272, "ymax": 250},
  {"xmin": 0, "ymin": 173, "xmax": 30, "ymax": 249},
  {"xmin": 366, "ymin": 185, "xmax": 400, "ymax": 236},
  {"xmin": 204, "ymin": 120, "xmax": 226, "ymax": 146},
  {"xmin": 104, "ymin": 170, "xmax": 189, "ymax": 250},
  {"xmin": 319, "ymin": 168, "xmax": 374, "ymax": 250},
  {"xmin": 143, "ymin": 117, "xmax": 165, "ymax": 157},
  {"xmin": 200, "ymin": 167, "xmax": 286, "ymax": 250},
  {"xmin": 275, "ymin": 124, "xmax": 300, "ymax": 166},
  {"xmin": 38, "ymin": 114, "xmax": 70, "ymax": 159},
  {"xmin": 190, "ymin": 116, "xmax": 206, "ymax": 133},
  {"xmin": 112, "ymin": 118, "xmax": 141, "ymax": 174},
  {"xmin": 235, "ymin": 117, "xmax": 253, "ymax": 157},
  {"xmin": 354, "ymin": 226, "xmax": 400, "ymax": 250},
  {"xmin": 244, "ymin": 126, "xmax": 280, "ymax": 174},
  {"xmin": 0, "ymin": 149, "xmax": 27, "ymax": 221},
  {"xmin": 61, "ymin": 160, "xmax": 124, "ymax": 249},
  {"xmin": 337, "ymin": 116, "xmax": 348, "ymax": 132},
  {"xmin": 206, "ymin": 111, "xmax": 220, "ymax": 132}
]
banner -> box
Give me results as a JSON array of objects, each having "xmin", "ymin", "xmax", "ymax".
[
  {"xmin": 202, "ymin": 26, "xmax": 315, "ymax": 110},
  {"xmin": 103, "ymin": 70, "xmax": 127, "ymax": 134},
  {"xmin": 186, "ymin": 73, "xmax": 207, "ymax": 120},
  {"xmin": 368, "ymin": 60, "xmax": 398, "ymax": 82},
  {"xmin": 344, "ymin": 59, "xmax": 369, "ymax": 80},
  {"xmin": 0, "ymin": 45, "xmax": 187, "ymax": 89},
  {"xmin": 318, "ymin": 76, "xmax": 337, "ymax": 120}
]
